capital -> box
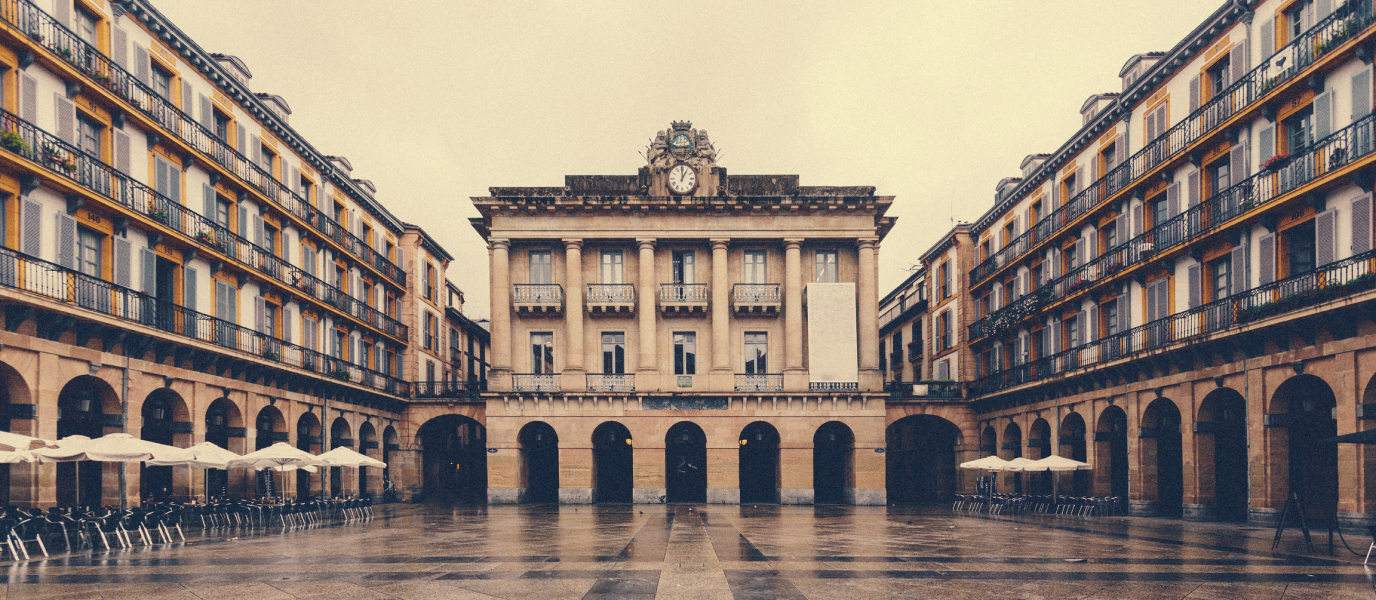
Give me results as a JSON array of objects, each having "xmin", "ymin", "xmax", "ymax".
[
  {"xmin": 563, "ymin": 238, "xmax": 583, "ymax": 250},
  {"xmin": 784, "ymin": 238, "xmax": 804, "ymax": 250},
  {"xmin": 489, "ymin": 238, "xmax": 510, "ymax": 251},
  {"xmin": 637, "ymin": 238, "xmax": 657, "ymax": 251},
  {"xmin": 710, "ymin": 238, "xmax": 730, "ymax": 251},
  {"xmin": 857, "ymin": 237, "xmax": 878, "ymax": 250}
]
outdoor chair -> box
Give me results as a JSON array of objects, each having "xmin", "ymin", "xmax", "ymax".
[
  {"xmin": 1366, "ymin": 526, "xmax": 1376, "ymax": 565},
  {"xmin": 9, "ymin": 516, "xmax": 48, "ymax": 558}
]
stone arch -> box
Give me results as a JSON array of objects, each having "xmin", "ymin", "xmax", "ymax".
[
  {"xmin": 886, "ymin": 415, "xmax": 961, "ymax": 504},
  {"xmin": 358, "ymin": 421, "xmax": 379, "ymax": 498},
  {"xmin": 255, "ymin": 406, "xmax": 289, "ymax": 497},
  {"xmin": 1096, "ymin": 405, "xmax": 1129, "ymax": 500},
  {"xmin": 416, "ymin": 414, "xmax": 486, "ymax": 503},
  {"xmin": 328, "ymin": 416, "xmax": 354, "ymax": 497},
  {"xmin": 1000, "ymin": 421, "xmax": 1023, "ymax": 494},
  {"xmin": 740, "ymin": 421, "xmax": 781, "ymax": 504},
  {"xmin": 296, "ymin": 411, "xmax": 322, "ymax": 499},
  {"xmin": 666, "ymin": 421, "xmax": 706, "ymax": 503},
  {"xmin": 591, "ymin": 421, "xmax": 633, "ymax": 504},
  {"xmin": 382, "ymin": 424, "xmax": 399, "ymax": 496},
  {"xmin": 1059, "ymin": 412, "xmax": 1089, "ymax": 495},
  {"xmin": 1270, "ymin": 374, "xmax": 1338, "ymax": 521},
  {"xmin": 1196, "ymin": 387, "xmax": 1248, "ymax": 522},
  {"xmin": 139, "ymin": 388, "xmax": 190, "ymax": 500},
  {"xmin": 0, "ymin": 360, "xmax": 30, "ymax": 506},
  {"xmin": 980, "ymin": 424, "xmax": 997, "ymax": 456},
  {"xmin": 814, "ymin": 421, "xmax": 855, "ymax": 504},
  {"xmin": 204, "ymin": 397, "xmax": 243, "ymax": 500},
  {"xmin": 519, "ymin": 421, "xmax": 559, "ymax": 503},
  {"xmin": 56, "ymin": 375, "xmax": 120, "ymax": 507},
  {"xmin": 1027, "ymin": 418, "xmax": 1053, "ymax": 495},
  {"xmin": 1140, "ymin": 397, "xmax": 1183, "ymax": 517}
]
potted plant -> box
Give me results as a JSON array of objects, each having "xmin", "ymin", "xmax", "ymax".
[
  {"xmin": 331, "ymin": 367, "xmax": 350, "ymax": 381},
  {"xmin": 27, "ymin": 31, "xmax": 43, "ymax": 43},
  {"xmin": 1329, "ymin": 147, "xmax": 1348, "ymax": 169},
  {"xmin": 1259, "ymin": 153, "xmax": 1291, "ymax": 171},
  {"xmin": 0, "ymin": 130, "xmax": 30, "ymax": 155},
  {"xmin": 61, "ymin": 158, "xmax": 77, "ymax": 173},
  {"xmin": 261, "ymin": 349, "xmax": 280, "ymax": 362},
  {"xmin": 147, "ymin": 206, "xmax": 168, "ymax": 222}
]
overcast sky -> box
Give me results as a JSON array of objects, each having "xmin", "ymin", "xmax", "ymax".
[{"xmin": 152, "ymin": 0, "xmax": 1222, "ymax": 319}]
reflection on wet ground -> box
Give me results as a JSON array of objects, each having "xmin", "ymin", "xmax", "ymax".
[{"xmin": 3, "ymin": 503, "xmax": 1375, "ymax": 599}]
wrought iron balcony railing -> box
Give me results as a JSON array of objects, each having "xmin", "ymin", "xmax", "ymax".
[
  {"xmin": 735, "ymin": 373, "xmax": 783, "ymax": 392},
  {"xmin": 512, "ymin": 373, "xmax": 561, "ymax": 392},
  {"xmin": 586, "ymin": 284, "xmax": 635, "ymax": 303},
  {"xmin": 972, "ymin": 248, "xmax": 1376, "ymax": 395},
  {"xmin": 968, "ymin": 0, "xmax": 1376, "ymax": 288},
  {"xmin": 0, "ymin": 109, "xmax": 408, "ymax": 341},
  {"xmin": 885, "ymin": 380, "xmax": 963, "ymax": 399},
  {"xmin": 0, "ymin": 245, "xmax": 407, "ymax": 395},
  {"xmin": 411, "ymin": 380, "xmax": 485, "ymax": 398},
  {"xmin": 660, "ymin": 283, "xmax": 708, "ymax": 302},
  {"xmin": 968, "ymin": 287, "xmax": 1051, "ymax": 341},
  {"xmin": 0, "ymin": 0, "xmax": 406, "ymax": 286},
  {"xmin": 586, "ymin": 373, "xmax": 634, "ymax": 392}
]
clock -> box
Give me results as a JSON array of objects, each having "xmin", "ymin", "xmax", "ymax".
[{"xmin": 667, "ymin": 163, "xmax": 698, "ymax": 195}]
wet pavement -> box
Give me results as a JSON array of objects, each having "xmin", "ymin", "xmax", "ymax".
[{"xmin": 2, "ymin": 503, "xmax": 1375, "ymax": 599}]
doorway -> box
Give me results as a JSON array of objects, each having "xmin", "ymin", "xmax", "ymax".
[
  {"xmin": 739, "ymin": 422, "xmax": 780, "ymax": 504},
  {"xmin": 665, "ymin": 422, "xmax": 706, "ymax": 503}
]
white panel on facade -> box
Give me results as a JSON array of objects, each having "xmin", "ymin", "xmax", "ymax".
[{"xmin": 806, "ymin": 283, "xmax": 857, "ymax": 384}]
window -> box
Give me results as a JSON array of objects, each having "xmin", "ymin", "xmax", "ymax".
[
  {"xmin": 75, "ymin": 8, "xmax": 97, "ymax": 47},
  {"xmin": 531, "ymin": 332, "xmax": 554, "ymax": 374},
  {"xmin": 1283, "ymin": 106, "xmax": 1314, "ymax": 154},
  {"xmin": 1105, "ymin": 300, "xmax": 1120, "ymax": 336},
  {"xmin": 1102, "ymin": 144, "xmax": 1117, "ymax": 173},
  {"xmin": 1208, "ymin": 158, "xmax": 1231, "ymax": 198},
  {"xmin": 529, "ymin": 250, "xmax": 551, "ymax": 284},
  {"xmin": 672, "ymin": 250, "xmax": 694, "ymax": 284},
  {"xmin": 744, "ymin": 250, "xmax": 766, "ymax": 283},
  {"xmin": 1067, "ymin": 314, "xmax": 1079, "ymax": 347},
  {"xmin": 213, "ymin": 112, "xmax": 230, "ymax": 142},
  {"xmin": 601, "ymin": 250, "xmax": 623, "ymax": 283},
  {"xmin": 214, "ymin": 197, "xmax": 231, "ymax": 229},
  {"xmin": 879, "ymin": 340, "xmax": 887, "ymax": 372},
  {"xmin": 151, "ymin": 66, "xmax": 171, "ymax": 100},
  {"xmin": 938, "ymin": 261, "xmax": 950, "ymax": 298},
  {"xmin": 364, "ymin": 282, "xmax": 374, "ymax": 307},
  {"xmin": 77, "ymin": 227, "xmax": 100, "ymax": 278},
  {"xmin": 385, "ymin": 293, "xmax": 396, "ymax": 318},
  {"xmin": 1211, "ymin": 256, "xmax": 1231, "ymax": 301},
  {"xmin": 936, "ymin": 311, "xmax": 951, "ymax": 351},
  {"xmin": 385, "ymin": 349, "xmax": 396, "ymax": 377},
  {"xmin": 263, "ymin": 225, "xmax": 277, "ymax": 256},
  {"xmin": 744, "ymin": 332, "xmax": 768, "ymax": 373},
  {"xmin": 333, "ymin": 330, "xmax": 345, "ymax": 359},
  {"xmin": 980, "ymin": 240, "xmax": 991, "ymax": 262},
  {"xmin": 1207, "ymin": 56, "xmax": 1231, "ymax": 100},
  {"xmin": 601, "ymin": 332, "xmax": 625, "ymax": 374},
  {"xmin": 1285, "ymin": 220, "xmax": 1316, "ymax": 276},
  {"xmin": 426, "ymin": 360, "xmax": 435, "ymax": 383},
  {"xmin": 674, "ymin": 332, "xmax": 696, "ymax": 375},
  {"xmin": 265, "ymin": 303, "xmax": 277, "ymax": 338},
  {"xmin": 260, "ymin": 144, "xmax": 275, "ymax": 175},
  {"xmin": 423, "ymin": 312, "xmax": 434, "ymax": 350},
  {"xmin": 1061, "ymin": 173, "xmax": 1077, "ymax": 203},
  {"xmin": 815, "ymin": 250, "xmax": 838, "ymax": 283},
  {"xmin": 1286, "ymin": 0, "xmax": 1314, "ymax": 43},
  {"xmin": 425, "ymin": 262, "xmax": 436, "ymax": 300},
  {"xmin": 77, "ymin": 115, "xmax": 100, "ymax": 157},
  {"xmin": 1150, "ymin": 193, "xmax": 1169, "ymax": 229},
  {"xmin": 1102, "ymin": 221, "xmax": 1118, "ymax": 251}
]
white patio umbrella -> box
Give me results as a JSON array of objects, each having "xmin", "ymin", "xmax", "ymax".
[
  {"xmin": 145, "ymin": 441, "xmax": 241, "ymax": 469},
  {"xmin": 318, "ymin": 446, "xmax": 386, "ymax": 469},
  {"xmin": 1028, "ymin": 455, "xmax": 1093, "ymax": 505},
  {"xmin": 0, "ymin": 450, "xmax": 35, "ymax": 463},
  {"xmin": 32, "ymin": 433, "xmax": 192, "ymax": 463},
  {"xmin": 958, "ymin": 455, "xmax": 1012, "ymax": 471},
  {"xmin": 0, "ymin": 430, "xmax": 55, "ymax": 452},
  {"xmin": 227, "ymin": 442, "xmax": 326, "ymax": 498}
]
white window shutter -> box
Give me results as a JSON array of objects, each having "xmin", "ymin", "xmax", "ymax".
[
  {"xmin": 238, "ymin": 205, "xmax": 248, "ymax": 238},
  {"xmin": 21, "ymin": 199, "xmax": 40, "ymax": 257},
  {"xmin": 250, "ymin": 135, "xmax": 261, "ymax": 167},
  {"xmin": 1117, "ymin": 294, "xmax": 1130, "ymax": 332},
  {"xmin": 1189, "ymin": 74, "xmax": 1201, "ymax": 114},
  {"xmin": 1260, "ymin": 18, "xmax": 1275, "ymax": 57},
  {"xmin": 1186, "ymin": 170, "xmax": 1200, "ymax": 208},
  {"xmin": 1230, "ymin": 143, "xmax": 1247, "ymax": 181},
  {"xmin": 114, "ymin": 237, "xmax": 131, "ymax": 287},
  {"xmin": 140, "ymin": 247, "xmax": 156, "ymax": 296},
  {"xmin": 184, "ymin": 267, "xmax": 198, "ymax": 311},
  {"xmin": 284, "ymin": 307, "xmax": 293, "ymax": 342},
  {"xmin": 1317, "ymin": 0, "xmax": 1334, "ymax": 20},
  {"xmin": 112, "ymin": 28, "xmax": 128, "ymax": 69},
  {"xmin": 1258, "ymin": 233, "xmax": 1276, "ymax": 285},
  {"xmin": 1356, "ymin": 67, "xmax": 1374, "ymax": 122},
  {"xmin": 236, "ymin": 124, "xmax": 246, "ymax": 156},
  {"xmin": 1146, "ymin": 279, "xmax": 1159, "ymax": 321},
  {"xmin": 1259, "ymin": 124, "xmax": 1276, "ymax": 161},
  {"xmin": 252, "ymin": 215, "xmax": 264, "ymax": 247},
  {"xmin": 1354, "ymin": 194, "xmax": 1373, "ymax": 254},
  {"xmin": 1230, "ymin": 244, "xmax": 1248, "ymax": 296},
  {"xmin": 114, "ymin": 130, "xmax": 131, "ymax": 174},
  {"xmin": 1132, "ymin": 204, "xmax": 1143, "ymax": 237},
  {"xmin": 181, "ymin": 80, "xmax": 192, "ymax": 114},
  {"xmin": 1187, "ymin": 263, "xmax": 1201, "ymax": 308},
  {"xmin": 20, "ymin": 74, "xmax": 37, "ymax": 124},
  {"xmin": 255, "ymin": 295, "xmax": 266, "ymax": 334},
  {"xmin": 199, "ymin": 94, "xmax": 214, "ymax": 130},
  {"xmin": 55, "ymin": 212, "xmax": 76, "ymax": 269},
  {"xmin": 1074, "ymin": 167, "xmax": 1085, "ymax": 194},
  {"xmin": 134, "ymin": 44, "xmax": 150, "ymax": 86},
  {"xmin": 54, "ymin": 94, "xmax": 76, "ymax": 145},
  {"xmin": 1314, "ymin": 91, "xmax": 1334, "ymax": 141},
  {"xmin": 1230, "ymin": 40, "xmax": 1248, "ymax": 83},
  {"xmin": 1315, "ymin": 209, "xmax": 1336, "ymax": 266},
  {"xmin": 54, "ymin": 0, "xmax": 70, "ymax": 28},
  {"xmin": 1167, "ymin": 182, "xmax": 1181, "ymax": 218}
]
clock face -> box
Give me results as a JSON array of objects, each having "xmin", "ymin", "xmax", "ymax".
[
  {"xmin": 668, "ymin": 163, "xmax": 697, "ymax": 195},
  {"xmin": 670, "ymin": 133, "xmax": 693, "ymax": 151}
]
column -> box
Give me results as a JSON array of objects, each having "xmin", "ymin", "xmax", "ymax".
[
  {"xmin": 784, "ymin": 238, "xmax": 806, "ymax": 392},
  {"xmin": 857, "ymin": 238, "xmax": 880, "ymax": 390},
  {"xmin": 563, "ymin": 239, "xmax": 585, "ymax": 392},
  {"xmin": 637, "ymin": 238, "xmax": 659, "ymax": 391},
  {"xmin": 489, "ymin": 239, "xmax": 512, "ymax": 391},
  {"xmin": 710, "ymin": 238, "xmax": 732, "ymax": 391}
]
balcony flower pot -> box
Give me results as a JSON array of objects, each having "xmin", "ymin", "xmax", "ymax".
[
  {"xmin": 147, "ymin": 207, "xmax": 169, "ymax": 222},
  {"xmin": 28, "ymin": 31, "xmax": 43, "ymax": 43},
  {"xmin": 0, "ymin": 131, "xmax": 31, "ymax": 155},
  {"xmin": 1329, "ymin": 147, "xmax": 1348, "ymax": 169},
  {"xmin": 1259, "ymin": 153, "xmax": 1291, "ymax": 171},
  {"xmin": 331, "ymin": 368, "xmax": 350, "ymax": 381},
  {"xmin": 261, "ymin": 349, "xmax": 280, "ymax": 362},
  {"xmin": 61, "ymin": 159, "xmax": 77, "ymax": 173}
]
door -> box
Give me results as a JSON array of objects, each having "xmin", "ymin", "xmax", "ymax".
[{"xmin": 665, "ymin": 422, "xmax": 706, "ymax": 503}]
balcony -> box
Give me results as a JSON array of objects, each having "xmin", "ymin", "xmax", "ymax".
[
  {"xmin": 908, "ymin": 341, "xmax": 922, "ymax": 363},
  {"xmin": 809, "ymin": 381, "xmax": 858, "ymax": 392},
  {"xmin": 0, "ymin": 245, "xmax": 407, "ymax": 396},
  {"xmin": 512, "ymin": 373, "xmax": 561, "ymax": 393},
  {"xmin": 586, "ymin": 373, "xmax": 634, "ymax": 392},
  {"xmin": 512, "ymin": 284, "xmax": 563, "ymax": 316},
  {"xmin": 968, "ymin": 287, "xmax": 1051, "ymax": 341},
  {"xmin": 660, "ymin": 283, "xmax": 708, "ymax": 316},
  {"xmin": 732, "ymin": 283, "xmax": 781, "ymax": 316},
  {"xmin": 411, "ymin": 380, "xmax": 485, "ymax": 399},
  {"xmin": 0, "ymin": 0, "xmax": 406, "ymax": 287},
  {"xmin": 735, "ymin": 373, "xmax": 783, "ymax": 392},
  {"xmin": 972, "ymin": 247, "xmax": 1376, "ymax": 396},
  {"xmin": 889, "ymin": 352, "xmax": 903, "ymax": 372},
  {"xmin": 885, "ymin": 380, "xmax": 962, "ymax": 400},
  {"xmin": 586, "ymin": 284, "xmax": 635, "ymax": 316},
  {"xmin": 967, "ymin": 0, "xmax": 1376, "ymax": 289},
  {"xmin": 0, "ymin": 109, "xmax": 408, "ymax": 342}
]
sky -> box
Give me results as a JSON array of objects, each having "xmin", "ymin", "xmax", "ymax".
[{"xmin": 151, "ymin": 0, "xmax": 1223, "ymax": 319}]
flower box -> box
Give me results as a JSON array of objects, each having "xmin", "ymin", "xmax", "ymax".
[{"xmin": 1260, "ymin": 154, "xmax": 1291, "ymax": 171}]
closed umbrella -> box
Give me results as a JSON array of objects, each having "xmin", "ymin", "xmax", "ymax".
[{"xmin": 318, "ymin": 447, "xmax": 386, "ymax": 468}]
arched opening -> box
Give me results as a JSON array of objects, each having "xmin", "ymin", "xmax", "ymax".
[
  {"xmin": 296, "ymin": 412, "xmax": 322, "ymax": 499},
  {"xmin": 0, "ymin": 362, "xmax": 31, "ymax": 507},
  {"xmin": 359, "ymin": 422, "xmax": 379, "ymax": 499},
  {"xmin": 1027, "ymin": 418, "xmax": 1052, "ymax": 495},
  {"xmin": 56, "ymin": 375, "xmax": 118, "ymax": 507},
  {"xmin": 813, "ymin": 421, "xmax": 855, "ymax": 505},
  {"xmin": 885, "ymin": 415, "xmax": 959, "ymax": 504},
  {"xmin": 1096, "ymin": 406, "xmax": 1129, "ymax": 500},
  {"xmin": 256, "ymin": 407, "xmax": 287, "ymax": 498},
  {"xmin": 329, "ymin": 417, "xmax": 353, "ymax": 498},
  {"xmin": 204, "ymin": 398, "xmax": 242, "ymax": 500},
  {"xmin": 1059, "ymin": 413, "xmax": 1089, "ymax": 495},
  {"xmin": 417, "ymin": 415, "xmax": 486, "ymax": 503},
  {"xmin": 1272, "ymin": 374, "xmax": 1338, "ymax": 522},
  {"xmin": 1141, "ymin": 398, "xmax": 1183, "ymax": 517},
  {"xmin": 665, "ymin": 421, "xmax": 706, "ymax": 503},
  {"xmin": 1197, "ymin": 388, "xmax": 1247, "ymax": 522},
  {"xmin": 979, "ymin": 425, "xmax": 998, "ymax": 494},
  {"xmin": 139, "ymin": 388, "xmax": 189, "ymax": 501},
  {"xmin": 592, "ymin": 421, "xmax": 633, "ymax": 503},
  {"xmin": 740, "ymin": 421, "xmax": 780, "ymax": 504},
  {"xmin": 382, "ymin": 425, "xmax": 399, "ymax": 500},
  {"xmin": 519, "ymin": 421, "xmax": 558, "ymax": 503},
  {"xmin": 1000, "ymin": 422, "xmax": 1024, "ymax": 494}
]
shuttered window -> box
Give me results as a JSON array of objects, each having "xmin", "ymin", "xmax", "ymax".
[
  {"xmin": 1258, "ymin": 233, "xmax": 1276, "ymax": 285},
  {"xmin": 1354, "ymin": 194, "xmax": 1374, "ymax": 255},
  {"xmin": 1315, "ymin": 209, "xmax": 1336, "ymax": 266}
]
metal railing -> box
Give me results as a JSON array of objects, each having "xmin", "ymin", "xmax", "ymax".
[
  {"xmin": 411, "ymin": 380, "xmax": 485, "ymax": 398},
  {"xmin": 586, "ymin": 373, "xmax": 634, "ymax": 392},
  {"xmin": 0, "ymin": 109, "xmax": 408, "ymax": 341},
  {"xmin": 972, "ymin": 248, "xmax": 1376, "ymax": 395},
  {"xmin": 809, "ymin": 381, "xmax": 858, "ymax": 392},
  {"xmin": 512, "ymin": 284, "xmax": 563, "ymax": 304},
  {"xmin": 586, "ymin": 283, "xmax": 635, "ymax": 303},
  {"xmin": 968, "ymin": 287, "xmax": 1051, "ymax": 341},
  {"xmin": 908, "ymin": 342, "xmax": 922, "ymax": 362},
  {"xmin": 0, "ymin": 0, "xmax": 406, "ymax": 286},
  {"xmin": 733, "ymin": 283, "xmax": 781, "ymax": 303},
  {"xmin": 885, "ymin": 380, "xmax": 962, "ymax": 399},
  {"xmin": 735, "ymin": 373, "xmax": 783, "ymax": 392},
  {"xmin": 660, "ymin": 283, "xmax": 708, "ymax": 302},
  {"xmin": 968, "ymin": 0, "xmax": 1376, "ymax": 287},
  {"xmin": 0, "ymin": 245, "xmax": 407, "ymax": 395},
  {"xmin": 512, "ymin": 373, "xmax": 561, "ymax": 392}
]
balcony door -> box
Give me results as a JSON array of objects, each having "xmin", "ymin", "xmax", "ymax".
[
  {"xmin": 601, "ymin": 333, "xmax": 625, "ymax": 374},
  {"xmin": 672, "ymin": 250, "xmax": 694, "ymax": 284},
  {"xmin": 531, "ymin": 332, "xmax": 554, "ymax": 374},
  {"xmin": 744, "ymin": 332, "xmax": 768, "ymax": 374},
  {"xmin": 744, "ymin": 250, "xmax": 766, "ymax": 284},
  {"xmin": 529, "ymin": 250, "xmax": 551, "ymax": 284},
  {"xmin": 601, "ymin": 251, "xmax": 623, "ymax": 283}
]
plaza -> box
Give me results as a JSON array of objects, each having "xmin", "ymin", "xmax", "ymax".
[{"xmin": 0, "ymin": 504, "xmax": 1373, "ymax": 599}]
